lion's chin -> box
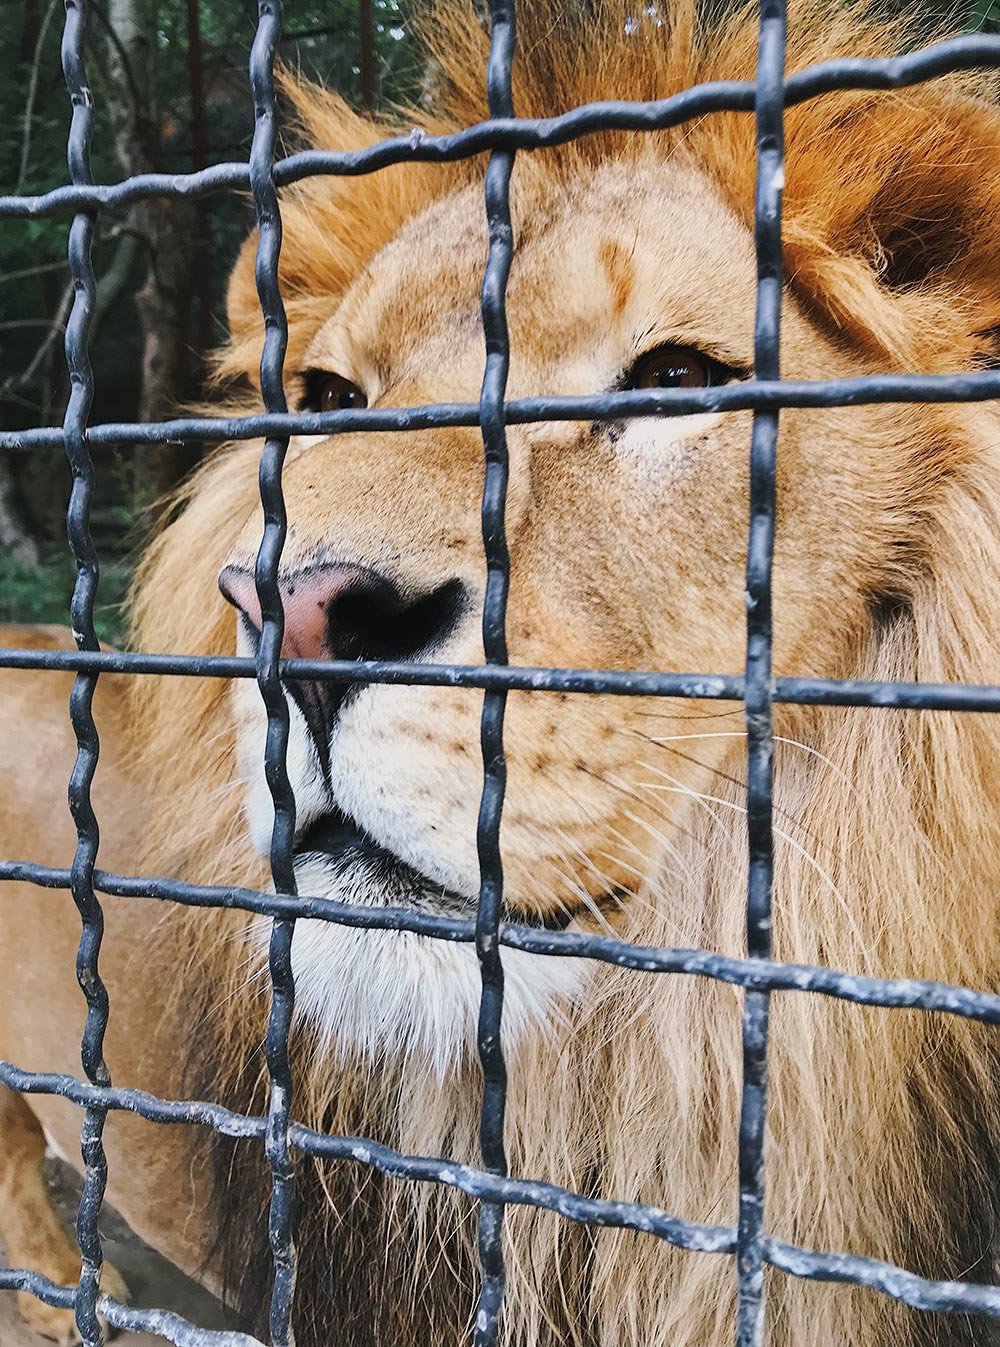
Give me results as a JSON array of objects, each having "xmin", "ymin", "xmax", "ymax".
[{"xmin": 249, "ymin": 843, "xmax": 590, "ymax": 1078}]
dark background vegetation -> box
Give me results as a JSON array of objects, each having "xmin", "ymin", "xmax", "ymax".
[
  {"xmin": 1, "ymin": 0, "xmax": 998, "ymax": 644},
  {"xmin": 0, "ymin": 0, "xmax": 424, "ymax": 641}
]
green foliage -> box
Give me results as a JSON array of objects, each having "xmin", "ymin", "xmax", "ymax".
[
  {"xmin": 968, "ymin": 0, "xmax": 1000, "ymax": 32},
  {"xmin": 0, "ymin": 548, "xmax": 133, "ymax": 647},
  {"xmin": 1, "ymin": 0, "xmax": 420, "ymax": 641}
]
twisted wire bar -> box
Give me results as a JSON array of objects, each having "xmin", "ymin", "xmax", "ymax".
[
  {"xmin": 2, "ymin": 32, "xmax": 1000, "ymax": 220},
  {"xmin": 4, "ymin": 1054, "xmax": 1000, "ymax": 1320},
  {"xmin": 60, "ymin": 2, "xmax": 115, "ymax": 1342},
  {"xmin": 0, "ymin": 1266, "xmax": 263, "ymax": 1347},
  {"xmin": 246, "ymin": 1, "xmax": 298, "ymax": 1339},
  {"xmin": 736, "ymin": 0, "xmax": 786, "ymax": 1339},
  {"xmin": 472, "ymin": 2, "xmax": 518, "ymax": 1340},
  {"xmin": 5, "ymin": 1212, "xmax": 1000, "ymax": 1342},
  {"xmin": 9, "ymin": 370, "xmax": 1000, "ymax": 456},
  {"xmin": 4, "ymin": 863, "xmax": 1000, "ymax": 1025},
  {"xmin": 9, "ymin": 648, "xmax": 1000, "ymax": 715}
]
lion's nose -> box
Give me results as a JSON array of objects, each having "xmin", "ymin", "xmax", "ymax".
[{"xmin": 218, "ymin": 563, "xmax": 465, "ymax": 663}]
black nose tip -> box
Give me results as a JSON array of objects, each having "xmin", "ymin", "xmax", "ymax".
[{"xmin": 218, "ymin": 563, "xmax": 465, "ymax": 664}]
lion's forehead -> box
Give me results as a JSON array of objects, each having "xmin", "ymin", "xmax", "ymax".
[{"xmin": 307, "ymin": 160, "xmax": 759, "ymax": 399}]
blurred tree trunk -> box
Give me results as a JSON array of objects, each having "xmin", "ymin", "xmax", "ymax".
[
  {"xmin": 104, "ymin": 0, "xmax": 194, "ymax": 508},
  {"xmin": 0, "ymin": 459, "xmax": 40, "ymax": 567},
  {"xmin": 186, "ymin": 0, "xmax": 212, "ymax": 366}
]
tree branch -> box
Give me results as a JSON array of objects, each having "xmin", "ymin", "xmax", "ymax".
[
  {"xmin": 16, "ymin": 0, "xmax": 61, "ymax": 193},
  {"xmin": 0, "ymin": 279, "xmax": 73, "ymax": 402},
  {"xmin": 0, "ymin": 260, "xmax": 66, "ymax": 285},
  {"xmin": 0, "ymin": 226, "xmax": 143, "ymax": 403}
]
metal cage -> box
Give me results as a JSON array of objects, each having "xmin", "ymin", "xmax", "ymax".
[{"xmin": 3, "ymin": 1, "xmax": 1000, "ymax": 1344}]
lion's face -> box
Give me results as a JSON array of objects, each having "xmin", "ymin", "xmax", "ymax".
[{"xmin": 217, "ymin": 158, "xmax": 917, "ymax": 1068}]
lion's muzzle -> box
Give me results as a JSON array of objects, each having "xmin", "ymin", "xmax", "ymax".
[{"xmin": 219, "ymin": 560, "xmax": 467, "ymax": 769}]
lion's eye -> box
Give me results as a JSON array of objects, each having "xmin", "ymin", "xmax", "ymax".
[
  {"xmin": 319, "ymin": 374, "xmax": 367, "ymax": 411},
  {"xmin": 624, "ymin": 344, "xmax": 734, "ymax": 390},
  {"xmin": 302, "ymin": 370, "xmax": 368, "ymax": 412}
]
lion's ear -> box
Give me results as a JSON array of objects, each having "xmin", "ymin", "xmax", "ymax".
[
  {"xmin": 783, "ymin": 85, "xmax": 1000, "ymax": 368},
  {"xmin": 219, "ymin": 76, "xmax": 463, "ymax": 387}
]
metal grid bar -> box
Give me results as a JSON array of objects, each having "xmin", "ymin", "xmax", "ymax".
[
  {"xmin": 10, "ymin": 369, "xmax": 1000, "ymax": 455},
  {"xmin": 736, "ymin": 0, "xmax": 785, "ymax": 1335},
  {"xmin": 472, "ymin": 1, "xmax": 518, "ymax": 1341},
  {"xmin": 2, "ymin": 29, "xmax": 1000, "ymax": 222},
  {"xmin": 6, "ymin": 860, "xmax": 1000, "ymax": 1022},
  {"xmin": 60, "ymin": 3, "xmax": 115, "ymax": 1344},
  {"xmin": 2, "ymin": 0, "xmax": 1000, "ymax": 1343},
  {"xmin": 246, "ymin": 2, "xmax": 299, "ymax": 1341},
  {"xmin": 9, "ymin": 648, "xmax": 1000, "ymax": 714}
]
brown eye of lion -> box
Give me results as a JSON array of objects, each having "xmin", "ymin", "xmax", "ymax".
[
  {"xmin": 303, "ymin": 370, "xmax": 368, "ymax": 412},
  {"xmin": 626, "ymin": 344, "xmax": 713, "ymax": 390},
  {"xmin": 320, "ymin": 374, "xmax": 367, "ymax": 411}
]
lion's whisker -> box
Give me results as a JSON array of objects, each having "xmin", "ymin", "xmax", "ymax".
[
  {"xmin": 629, "ymin": 728, "xmax": 859, "ymax": 796},
  {"xmin": 628, "ymin": 767, "xmax": 869, "ymax": 954}
]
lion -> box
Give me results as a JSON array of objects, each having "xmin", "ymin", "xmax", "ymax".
[{"xmin": 3, "ymin": 2, "xmax": 1000, "ymax": 1344}]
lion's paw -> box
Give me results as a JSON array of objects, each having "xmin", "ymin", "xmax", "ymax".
[
  {"xmin": 16, "ymin": 1261, "xmax": 130, "ymax": 1344},
  {"xmin": 16, "ymin": 1292, "xmax": 83, "ymax": 1347}
]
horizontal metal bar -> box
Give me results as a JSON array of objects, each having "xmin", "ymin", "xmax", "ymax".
[
  {"xmin": 0, "ymin": 647, "xmax": 740, "ymax": 698},
  {"xmin": 0, "ymin": 1058, "xmax": 268, "ymax": 1137},
  {"xmin": 764, "ymin": 1237, "xmax": 1000, "ymax": 1317},
  {"xmin": 4, "ymin": 862, "xmax": 1000, "ymax": 1025},
  {"xmin": 2, "ymin": 646, "xmax": 1000, "ymax": 713},
  {"xmin": 5, "ymin": 370, "xmax": 1000, "ymax": 453},
  {"xmin": 293, "ymin": 1126, "xmax": 735, "ymax": 1255},
  {"xmin": 501, "ymin": 928, "xmax": 1000, "ymax": 1025},
  {"xmin": 1, "ymin": 34, "xmax": 998, "ymax": 221},
  {"xmin": 0, "ymin": 1057, "xmax": 736, "ymax": 1257},
  {"xmin": 0, "ymin": 859, "xmax": 488, "ymax": 933},
  {"xmin": 775, "ymin": 676, "xmax": 1000, "ymax": 712},
  {"xmin": 3, "ymin": 1056, "xmax": 1000, "ymax": 1317},
  {"xmin": 0, "ymin": 1266, "xmax": 262, "ymax": 1347}
]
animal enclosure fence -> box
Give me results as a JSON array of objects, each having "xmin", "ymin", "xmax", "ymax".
[{"xmin": 2, "ymin": 1, "xmax": 1000, "ymax": 1344}]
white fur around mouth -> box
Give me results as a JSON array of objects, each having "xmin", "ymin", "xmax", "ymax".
[
  {"xmin": 235, "ymin": 677, "xmax": 590, "ymax": 1074},
  {"xmin": 292, "ymin": 804, "xmax": 475, "ymax": 919},
  {"xmin": 249, "ymin": 828, "xmax": 590, "ymax": 1079},
  {"xmin": 293, "ymin": 805, "xmax": 581, "ymax": 928}
]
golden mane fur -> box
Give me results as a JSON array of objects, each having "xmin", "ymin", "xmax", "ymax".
[{"xmin": 121, "ymin": 3, "xmax": 1000, "ymax": 1344}]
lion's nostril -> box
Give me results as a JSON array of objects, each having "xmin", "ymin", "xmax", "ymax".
[
  {"xmin": 218, "ymin": 565, "xmax": 263, "ymax": 634},
  {"xmin": 332, "ymin": 576, "xmax": 464, "ymax": 662}
]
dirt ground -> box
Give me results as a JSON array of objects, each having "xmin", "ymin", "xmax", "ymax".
[{"xmin": 0, "ymin": 1159, "xmax": 233, "ymax": 1346}]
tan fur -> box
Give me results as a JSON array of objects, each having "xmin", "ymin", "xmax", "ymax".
[
  {"xmin": 0, "ymin": 1085, "xmax": 129, "ymax": 1344},
  {"xmin": 4, "ymin": 3, "xmax": 1000, "ymax": 1344}
]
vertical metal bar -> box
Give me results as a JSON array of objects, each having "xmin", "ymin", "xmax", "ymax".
[
  {"xmin": 60, "ymin": 4, "xmax": 113, "ymax": 1344},
  {"xmin": 247, "ymin": 3, "xmax": 298, "ymax": 1343},
  {"xmin": 474, "ymin": 2, "xmax": 517, "ymax": 1344},
  {"xmin": 736, "ymin": 0, "xmax": 786, "ymax": 1343}
]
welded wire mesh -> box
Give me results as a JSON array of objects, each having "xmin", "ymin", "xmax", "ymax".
[{"xmin": 3, "ymin": 1, "xmax": 1000, "ymax": 1345}]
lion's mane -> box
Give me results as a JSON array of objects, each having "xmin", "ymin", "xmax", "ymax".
[{"xmin": 130, "ymin": 4, "xmax": 1000, "ymax": 1344}]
